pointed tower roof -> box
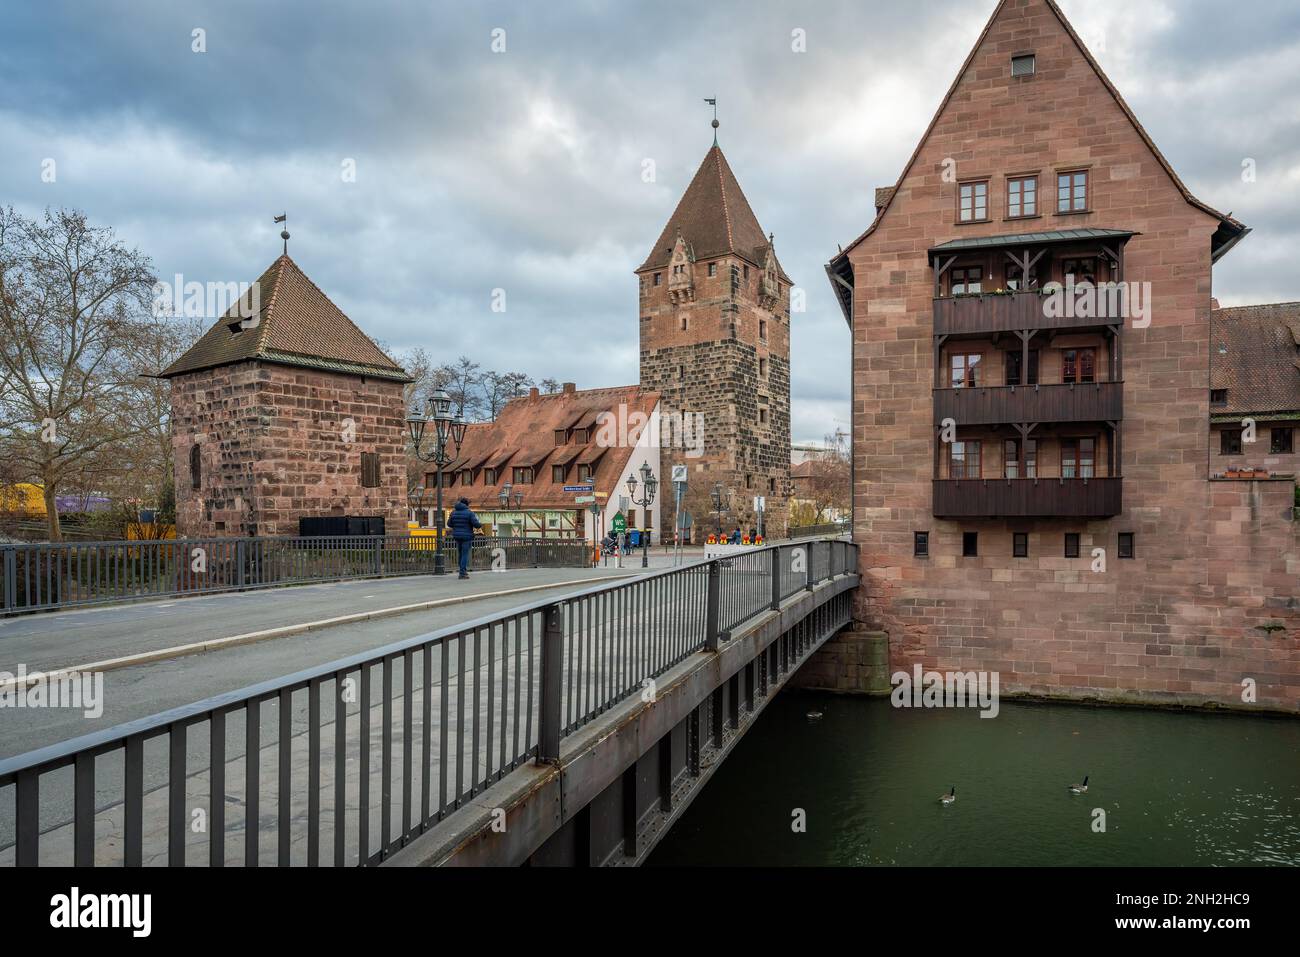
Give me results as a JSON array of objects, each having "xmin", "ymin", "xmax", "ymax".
[
  {"xmin": 159, "ymin": 255, "xmax": 409, "ymax": 381},
  {"xmin": 639, "ymin": 145, "xmax": 789, "ymax": 282}
]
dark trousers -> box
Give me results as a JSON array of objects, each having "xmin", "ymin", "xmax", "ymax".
[{"xmin": 456, "ymin": 538, "xmax": 472, "ymax": 575}]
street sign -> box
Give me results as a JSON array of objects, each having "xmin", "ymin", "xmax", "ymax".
[
  {"xmin": 611, "ymin": 512, "xmax": 627, "ymax": 534},
  {"xmin": 671, "ymin": 464, "xmax": 687, "ymax": 484},
  {"xmin": 753, "ymin": 495, "xmax": 766, "ymax": 511},
  {"xmin": 563, "ymin": 485, "xmax": 594, "ymax": 493},
  {"xmin": 575, "ymin": 495, "xmax": 595, "ymax": 504}
]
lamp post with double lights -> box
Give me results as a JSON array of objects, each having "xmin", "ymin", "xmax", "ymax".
[
  {"xmin": 626, "ymin": 460, "xmax": 658, "ymax": 568},
  {"xmin": 498, "ymin": 483, "xmax": 524, "ymax": 535},
  {"xmin": 710, "ymin": 481, "xmax": 731, "ymax": 538},
  {"xmin": 406, "ymin": 389, "xmax": 467, "ymax": 575}
]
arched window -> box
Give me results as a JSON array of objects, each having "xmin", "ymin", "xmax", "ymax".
[{"xmin": 189, "ymin": 444, "xmax": 202, "ymax": 489}]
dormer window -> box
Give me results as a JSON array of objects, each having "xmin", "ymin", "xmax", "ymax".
[
  {"xmin": 1011, "ymin": 54, "xmax": 1036, "ymax": 77},
  {"xmin": 1210, "ymin": 389, "xmax": 1228, "ymax": 406},
  {"xmin": 554, "ymin": 429, "xmax": 567, "ymax": 445},
  {"xmin": 574, "ymin": 428, "xmax": 589, "ymax": 444}
]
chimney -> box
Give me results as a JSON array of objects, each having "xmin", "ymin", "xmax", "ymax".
[
  {"xmin": 562, "ymin": 382, "xmax": 576, "ymax": 394},
  {"xmin": 529, "ymin": 387, "xmax": 539, "ymax": 398}
]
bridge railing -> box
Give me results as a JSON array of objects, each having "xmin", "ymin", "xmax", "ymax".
[
  {"xmin": 0, "ymin": 534, "xmax": 589, "ymax": 616},
  {"xmin": 0, "ymin": 538, "xmax": 858, "ymax": 867}
]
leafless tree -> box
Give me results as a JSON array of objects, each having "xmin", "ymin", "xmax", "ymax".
[{"xmin": 0, "ymin": 207, "xmax": 157, "ymax": 540}]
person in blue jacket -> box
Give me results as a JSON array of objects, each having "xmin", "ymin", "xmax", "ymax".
[{"xmin": 446, "ymin": 497, "xmax": 482, "ymax": 579}]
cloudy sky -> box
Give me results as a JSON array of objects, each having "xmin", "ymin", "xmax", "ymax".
[{"xmin": 3, "ymin": 0, "xmax": 1298, "ymax": 443}]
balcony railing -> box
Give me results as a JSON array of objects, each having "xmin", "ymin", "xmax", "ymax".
[
  {"xmin": 933, "ymin": 381, "xmax": 1123, "ymax": 426},
  {"xmin": 933, "ymin": 289, "xmax": 1126, "ymax": 337},
  {"xmin": 933, "ymin": 477, "xmax": 1122, "ymax": 518}
]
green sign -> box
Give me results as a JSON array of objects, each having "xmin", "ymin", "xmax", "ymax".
[{"xmin": 611, "ymin": 512, "xmax": 627, "ymax": 534}]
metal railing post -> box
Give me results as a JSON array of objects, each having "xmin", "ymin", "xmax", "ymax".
[
  {"xmin": 537, "ymin": 602, "xmax": 564, "ymax": 763},
  {"xmin": 806, "ymin": 541, "xmax": 817, "ymax": 591},
  {"xmin": 705, "ymin": 559, "xmax": 722, "ymax": 651},
  {"xmin": 770, "ymin": 545, "xmax": 781, "ymax": 611},
  {"xmin": 235, "ymin": 539, "xmax": 246, "ymax": 590},
  {"xmin": 2, "ymin": 546, "xmax": 15, "ymax": 613},
  {"xmin": 374, "ymin": 536, "xmax": 383, "ymax": 577}
]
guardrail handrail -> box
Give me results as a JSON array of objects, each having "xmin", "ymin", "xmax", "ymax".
[{"xmin": 0, "ymin": 538, "xmax": 858, "ymax": 866}]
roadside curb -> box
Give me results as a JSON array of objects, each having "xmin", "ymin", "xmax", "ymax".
[{"xmin": 0, "ymin": 573, "xmax": 633, "ymax": 691}]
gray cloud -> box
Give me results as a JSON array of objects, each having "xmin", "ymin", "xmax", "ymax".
[{"xmin": 3, "ymin": 0, "xmax": 1297, "ymax": 445}]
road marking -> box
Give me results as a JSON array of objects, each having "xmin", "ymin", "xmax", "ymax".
[{"xmin": 0, "ymin": 573, "xmax": 633, "ymax": 691}]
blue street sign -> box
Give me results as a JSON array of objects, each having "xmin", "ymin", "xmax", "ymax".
[{"xmin": 563, "ymin": 485, "xmax": 595, "ymax": 492}]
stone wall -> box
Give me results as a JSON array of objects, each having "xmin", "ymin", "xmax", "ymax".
[
  {"xmin": 638, "ymin": 256, "xmax": 791, "ymax": 533},
  {"xmin": 172, "ymin": 361, "xmax": 408, "ymax": 538}
]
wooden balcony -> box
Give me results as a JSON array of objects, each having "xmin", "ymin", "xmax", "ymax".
[
  {"xmin": 933, "ymin": 381, "xmax": 1123, "ymax": 427},
  {"xmin": 933, "ymin": 289, "xmax": 1126, "ymax": 337},
  {"xmin": 933, "ymin": 477, "xmax": 1123, "ymax": 518}
]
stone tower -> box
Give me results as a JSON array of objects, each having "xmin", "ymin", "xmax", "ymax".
[
  {"xmin": 637, "ymin": 143, "xmax": 792, "ymax": 535},
  {"xmin": 160, "ymin": 254, "xmax": 411, "ymax": 538}
]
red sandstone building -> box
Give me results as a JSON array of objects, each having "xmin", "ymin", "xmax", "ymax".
[
  {"xmin": 160, "ymin": 254, "xmax": 411, "ymax": 538},
  {"xmin": 827, "ymin": 0, "xmax": 1299, "ymax": 711}
]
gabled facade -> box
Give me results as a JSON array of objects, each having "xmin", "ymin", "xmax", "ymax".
[
  {"xmin": 638, "ymin": 144, "xmax": 792, "ymax": 533},
  {"xmin": 828, "ymin": 0, "xmax": 1298, "ymax": 712},
  {"xmin": 430, "ymin": 383, "xmax": 661, "ymax": 543},
  {"xmin": 160, "ymin": 254, "xmax": 410, "ymax": 537}
]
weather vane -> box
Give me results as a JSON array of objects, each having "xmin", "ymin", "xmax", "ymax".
[
  {"xmin": 274, "ymin": 212, "xmax": 289, "ymax": 255},
  {"xmin": 704, "ymin": 97, "xmax": 718, "ymax": 145}
]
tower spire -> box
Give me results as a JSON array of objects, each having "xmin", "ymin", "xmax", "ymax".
[
  {"xmin": 274, "ymin": 212, "xmax": 289, "ymax": 255},
  {"xmin": 704, "ymin": 97, "xmax": 718, "ymax": 146}
]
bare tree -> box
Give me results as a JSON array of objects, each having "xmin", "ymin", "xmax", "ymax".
[
  {"xmin": 790, "ymin": 429, "xmax": 850, "ymax": 525},
  {"xmin": 480, "ymin": 370, "xmax": 534, "ymax": 419},
  {"xmin": 0, "ymin": 207, "xmax": 157, "ymax": 540}
]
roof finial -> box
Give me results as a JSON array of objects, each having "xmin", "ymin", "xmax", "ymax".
[
  {"xmin": 274, "ymin": 212, "xmax": 289, "ymax": 256},
  {"xmin": 704, "ymin": 97, "xmax": 718, "ymax": 146}
]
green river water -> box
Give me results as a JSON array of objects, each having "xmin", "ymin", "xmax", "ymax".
[{"xmin": 646, "ymin": 693, "xmax": 1300, "ymax": 866}]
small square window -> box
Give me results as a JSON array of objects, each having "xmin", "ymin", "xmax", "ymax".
[
  {"xmin": 962, "ymin": 532, "xmax": 978, "ymax": 557},
  {"xmin": 653, "ymin": 272, "xmax": 662, "ymax": 286},
  {"xmin": 1013, "ymin": 532, "xmax": 1028, "ymax": 558},
  {"xmin": 1064, "ymin": 533, "xmax": 1080, "ymax": 558},
  {"xmin": 1118, "ymin": 533, "xmax": 1135, "ymax": 559},
  {"xmin": 959, "ymin": 181, "xmax": 989, "ymax": 222},
  {"xmin": 1011, "ymin": 54, "xmax": 1036, "ymax": 77},
  {"xmin": 1210, "ymin": 389, "xmax": 1228, "ymax": 405},
  {"xmin": 1271, "ymin": 428, "xmax": 1294, "ymax": 454},
  {"xmin": 1057, "ymin": 170, "xmax": 1089, "ymax": 213},
  {"xmin": 1220, "ymin": 429, "xmax": 1242, "ymax": 455},
  {"xmin": 914, "ymin": 531, "xmax": 930, "ymax": 558},
  {"xmin": 708, "ymin": 263, "xmax": 717, "ymax": 278}
]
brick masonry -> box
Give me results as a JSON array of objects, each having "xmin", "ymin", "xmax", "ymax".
[
  {"xmin": 171, "ymin": 362, "xmax": 408, "ymax": 537},
  {"xmin": 638, "ymin": 254, "xmax": 792, "ymax": 534},
  {"xmin": 836, "ymin": 0, "xmax": 1300, "ymax": 713}
]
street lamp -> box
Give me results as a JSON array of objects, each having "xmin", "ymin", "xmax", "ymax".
[
  {"xmin": 407, "ymin": 388, "xmax": 468, "ymax": 575},
  {"xmin": 710, "ymin": 482, "xmax": 731, "ymax": 538},
  {"xmin": 626, "ymin": 460, "xmax": 657, "ymax": 568}
]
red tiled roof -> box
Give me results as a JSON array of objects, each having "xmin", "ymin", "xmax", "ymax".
[
  {"xmin": 159, "ymin": 255, "xmax": 409, "ymax": 381},
  {"xmin": 638, "ymin": 145, "xmax": 791, "ymax": 282},
  {"xmin": 444, "ymin": 385, "xmax": 660, "ymax": 511},
  {"xmin": 1211, "ymin": 303, "xmax": 1300, "ymax": 416}
]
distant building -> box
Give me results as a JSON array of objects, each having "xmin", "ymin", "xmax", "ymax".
[
  {"xmin": 637, "ymin": 141, "xmax": 792, "ymax": 534},
  {"xmin": 160, "ymin": 254, "xmax": 411, "ymax": 538},
  {"xmin": 423, "ymin": 383, "xmax": 661, "ymax": 544},
  {"xmin": 1210, "ymin": 302, "xmax": 1300, "ymax": 476}
]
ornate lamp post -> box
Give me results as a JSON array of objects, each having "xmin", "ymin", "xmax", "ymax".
[
  {"xmin": 710, "ymin": 481, "xmax": 731, "ymax": 538},
  {"xmin": 626, "ymin": 460, "xmax": 658, "ymax": 568},
  {"xmin": 407, "ymin": 389, "xmax": 467, "ymax": 575}
]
